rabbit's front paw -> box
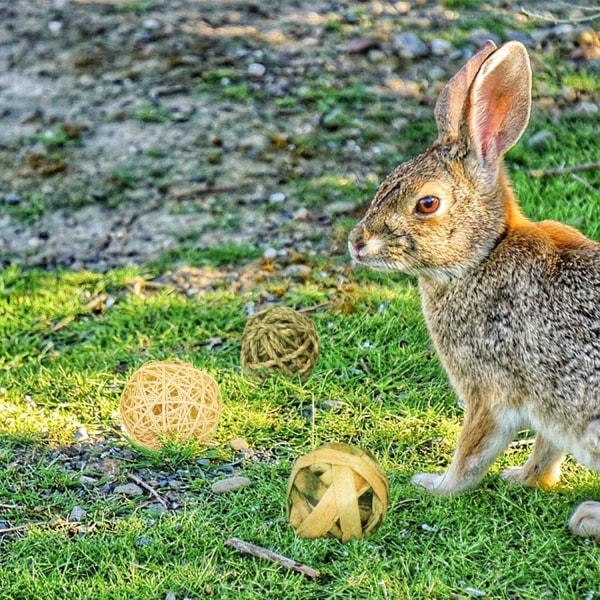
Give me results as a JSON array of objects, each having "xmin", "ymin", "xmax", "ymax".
[
  {"xmin": 569, "ymin": 501, "xmax": 600, "ymax": 541},
  {"xmin": 412, "ymin": 472, "xmax": 451, "ymax": 495}
]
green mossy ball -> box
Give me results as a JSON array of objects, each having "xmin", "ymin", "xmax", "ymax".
[{"xmin": 240, "ymin": 306, "xmax": 320, "ymax": 382}]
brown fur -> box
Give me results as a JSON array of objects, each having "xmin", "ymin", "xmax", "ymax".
[{"xmin": 348, "ymin": 41, "xmax": 600, "ymax": 539}]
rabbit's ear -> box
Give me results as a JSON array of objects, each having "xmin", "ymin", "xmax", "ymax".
[
  {"xmin": 467, "ymin": 41, "xmax": 531, "ymax": 164},
  {"xmin": 434, "ymin": 40, "xmax": 497, "ymax": 144}
]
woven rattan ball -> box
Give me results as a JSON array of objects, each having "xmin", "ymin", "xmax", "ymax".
[
  {"xmin": 120, "ymin": 360, "xmax": 222, "ymax": 450},
  {"xmin": 286, "ymin": 443, "xmax": 389, "ymax": 542},
  {"xmin": 240, "ymin": 306, "xmax": 320, "ymax": 381}
]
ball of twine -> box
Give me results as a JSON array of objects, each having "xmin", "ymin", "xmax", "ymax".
[
  {"xmin": 286, "ymin": 443, "xmax": 389, "ymax": 542},
  {"xmin": 120, "ymin": 360, "xmax": 222, "ymax": 450},
  {"xmin": 240, "ymin": 306, "xmax": 320, "ymax": 382}
]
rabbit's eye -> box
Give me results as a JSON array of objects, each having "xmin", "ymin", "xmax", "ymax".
[{"xmin": 415, "ymin": 196, "xmax": 440, "ymax": 215}]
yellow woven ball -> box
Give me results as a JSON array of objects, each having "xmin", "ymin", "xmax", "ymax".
[
  {"xmin": 120, "ymin": 360, "xmax": 222, "ymax": 450},
  {"xmin": 286, "ymin": 443, "xmax": 389, "ymax": 542},
  {"xmin": 240, "ymin": 306, "xmax": 320, "ymax": 381}
]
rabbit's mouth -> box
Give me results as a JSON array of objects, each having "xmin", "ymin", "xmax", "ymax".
[
  {"xmin": 348, "ymin": 238, "xmax": 467, "ymax": 282},
  {"xmin": 348, "ymin": 237, "xmax": 413, "ymax": 273}
]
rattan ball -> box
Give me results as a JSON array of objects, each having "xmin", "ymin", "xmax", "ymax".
[
  {"xmin": 120, "ymin": 360, "xmax": 222, "ymax": 450},
  {"xmin": 286, "ymin": 443, "xmax": 389, "ymax": 542},
  {"xmin": 240, "ymin": 306, "xmax": 320, "ymax": 381}
]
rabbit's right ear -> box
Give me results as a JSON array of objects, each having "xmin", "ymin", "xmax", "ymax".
[
  {"xmin": 467, "ymin": 41, "xmax": 532, "ymax": 165},
  {"xmin": 434, "ymin": 40, "xmax": 497, "ymax": 144}
]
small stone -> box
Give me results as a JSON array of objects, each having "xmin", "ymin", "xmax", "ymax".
[
  {"xmin": 345, "ymin": 37, "xmax": 380, "ymax": 54},
  {"xmin": 143, "ymin": 18, "xmax": 160, "ymax": 30},
  {"xmin": 505, "ymin": 30, "xmax": 534, "ymax": 47},
  {"xmin": 368, "ymin": 49, "xmax": 387, "ymax": 63},
  {"xmin": 113, "ymin": 483, "xmax": 144, "ymax": 497},
  {"xmin": 229, "ymin": 438, "xmax": 250, "ymax": 452},
  {"xmin": 263, "ymin": 247, "xmax": 277, "ymax": 260},
  {"xmin": 386, "ymin": 78, "xmax": 422, "ymax": 99},
  {"xmin": 561, "ymin": 86, "xmax": 577, "ymax": 102},
  {"xmin": 4, "ymin": 193, "xmax": 22, "ymax": 205},
  {"xmin": 48, "ymin": 21, "xmax": 62, "ymax": 34},
  {"xmin": 165, "ymin": 593, "xmax": 177, "ymax": 600},
  {"xmin": 68, "ymin": 505, "xmax": 87, "ymax": 522},
  {"xmin": 430, "ymin": 39, "xmax": 453, "ymax": 57},
  {"xmin": 268, "ymin": 191, "xmax": 286, "ymax": 204},
  {"xmin": 293, "ymin": 207, "xmax": 311, "ymax": 221},
  {"xmin": 239, "ymin": 134, "xmax": 270, "ymax": 153},
  {"xmin": 283, "ymin": 264, "xmax": 311, "ymax": 281},
  {"xmin": 526, "ymin": 130, "xmax": 555, "ymax": 151},
  {"xmin": 79, "ymin": 475, "xmax": 98, "ymax": 486},
  {"xmin": 211, "ymin": 476, "xmax": 251, "ymax": 494},
  {"xmin": 91, "ymin": 189, "xmax": 107, "ymax": 201},
  {"xmin": 325, "ymin": 201, "xmax": 357, "ymax": 216},
  {"xmin": 575, "ymin": 101, "xmax": 599, "ymax": 115},
  {"xmin": 73, "ymin": 426, "xmax": 89, "ymax": 441},
  {"xmin": 247, "ymin": 62, "xmax": 266, "ymax": 77},
  {"xmin": 468, "ymin": 29, "xmax": 501, "ymax": 47},
  {"xmin": 392, "ymin": 32, "xmax": 429, "ymax": 59},
  {"xmin": 320, "ymin": 400, "xmax": 343, "ymax": 411},
  {"xmin": 551, "ymin": 24, "xmax": 577, "ymax": 42}
]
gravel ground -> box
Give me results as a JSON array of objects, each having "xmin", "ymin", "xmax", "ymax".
[{"xmin": 0, "ymin": 0, "xmax": 598, "ymax": 271}]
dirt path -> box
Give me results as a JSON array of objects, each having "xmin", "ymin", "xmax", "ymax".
[{"xmin": 0, "ymin": 0, "xmax": 597, "ymax": 270}]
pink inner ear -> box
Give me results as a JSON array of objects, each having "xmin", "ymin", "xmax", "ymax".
[
  {"xmin": 468, "ymin": 43, "xmax": 531, "ymax": 164},
  {"xmin": 473, "ymin": 81, "xmax": 513, "ymax": 160}
]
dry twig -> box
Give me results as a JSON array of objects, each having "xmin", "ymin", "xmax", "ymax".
[
  {"xmin": 128, "ymin": 473, "xmax": 169, "ymax": 510},
  {"xmin": 225, "ymin": 537, "xmax": 320, "ymax": 579},
  {"xmin": 521, "ymin": 6, "xmax": 600, "ymax": 24},
  {"xmin": 528, "ymin": 162, "xmax": 600, "ymax": 178}
]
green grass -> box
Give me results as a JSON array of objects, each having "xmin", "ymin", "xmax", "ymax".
[
  {"xmin": 2, "ymin": 63, "xmax": 600, "ymax": 598},
  {"xmin": 1, "ymin": 238, "xmax": 600, "ymax": 599}
]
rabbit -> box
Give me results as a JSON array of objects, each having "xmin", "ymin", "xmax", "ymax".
[{"xmin": 348, "ymin": 40, "xmax": 600, "ymax": 540}]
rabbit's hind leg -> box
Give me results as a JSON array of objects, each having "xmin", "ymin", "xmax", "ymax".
[
  {"xmin": 569, "ymin": 501, "xmax": 600, "ymax": 541},
  {"xmin": 501, "ymin": 433, "xmax": 564, "ymax": 489}
]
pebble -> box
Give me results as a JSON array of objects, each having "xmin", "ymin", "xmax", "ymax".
[
  {"xmin": 505, "ymin": 29, "xmax": 534, "ymax": 47},
  {"xmin": 392, "ymin": 32, "xmax": 429, "ymax": 59},
  {"xmin": 113, "ymin": 483, "xmax": 144, "ymax": 497},
  {"xmin": 283, "ymin": 264, "xmax": 312, "ymax": 281},
  {"xmin": 293, "ymin": 207, "xmax": 311, "ymax": 221},
  {"xmin": 4, "ymin": 193, "xmax": 22, "ymax": 205},
  {"xmin": 73, "ymin": 426, "xmax": 89, "ymax": 442},
  {"xmin": 247, "ymin": 62, "xmax": 266, "ymax": 77},
  {"xmin": 268, "ymin": 191, "xmax": 286, "ymax": 204},
  {"xmin": 468, "ymin": 29, "xmax": 501, "ymax": 47},
  {"xmin": 68, "ymin": 505, "xmax": 87, "ymax": 522},
  {"xmin": 430, "ymin": 39, "xmax": 453, "ymax": 57},
  {"xmin": 48, "ymin": 20, "xmax": 62, "ymax": 34},
  {"xmin": 575, "ymin": 102, "xmax": 599, "ymax": 115},
  {"xmin": 143, "ymin": 18, "xmax": 160, "ymax": 30},
  {"xmin": 211, "ymin": 476, "xmax": 251, "ymax": 494},
  {"xmin": 229, "ymin": 438, "xmax": 250, "ymax": 452},
  {"xmin": 325, "ymin": 200, "xmax": 357, "ymax": 216},
  {"xmin": 263, "ymin": 247, "xmax": 277, "ymax": 260},
  {"xmin": 320, "ymin": 400, "xmax": 343, "ymax": 411},
  {"xmin": 238, "ymin": 134, "xmax": 270, "ymax": 153},
  {"xmin": 79, "ymin": 475, "xmax": 98, "ymax": 486},
  {"xmin": 526, "ymin": 129, "xmax": 555, "ymax": 151}
]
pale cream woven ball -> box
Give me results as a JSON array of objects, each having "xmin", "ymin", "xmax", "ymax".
[
  {"xmin": 286, "ymin": 443, "xmax": 389, "ymax": 542},
  {"xmin": 120, "ymin": 360, "xmax": 222, "ymax": 450}
]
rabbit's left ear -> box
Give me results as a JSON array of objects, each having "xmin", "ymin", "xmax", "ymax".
[
  {"xmin": 467, "ymin": 41, "xmax": 532, "ymax": 164},
  {"xmin": 434, "ymin": 40, "xmax": 496, "ymax": 144}
]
